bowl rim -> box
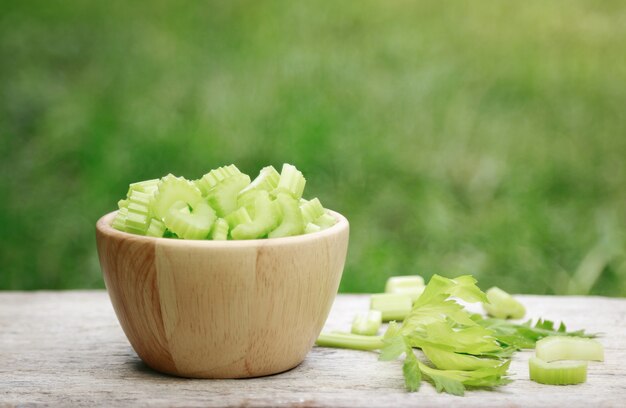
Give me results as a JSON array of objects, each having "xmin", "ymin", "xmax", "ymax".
[{"xmin": 96, "ymin": 209, "xmax": 349, "ymax": 248}]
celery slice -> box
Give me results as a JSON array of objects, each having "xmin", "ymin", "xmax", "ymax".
[
  {"xmin": 351, "ymin": 310, "xmax": 383, "ymax": 336},
  {"xmin": 536, "ymin": 336, "xmax": 604, "ymax": 362},
  {"xmin": 196, "ymin": 164, "xmax": 242, "ymax": 195},
  {"xmin": 268, "ymin": 193, "xmax": 305, "ymax": 238},
  {"xmin": 314, "ymin": 212, "xmax": 337, "ymax": 229},
  {"xmin": 146, "ymin": 218, "xmax": 166, "ymax": 238},
  {"xmin": 371, "ymin": 293, "xmax": 413, "ymax": 322},
  {"xmin": 385, "ymin": 276, "xmax": 425, "ymax": 302},
  {"xmin": 164, "ymin": 200, "xmax": 216, "ymax": 240},
  {"xmin": 128, "ymin": 190, "xmax": 153, "ymax": 207},
  {"xmin": 127, "ymin": 201, "xmax": 150, "ymax": 217},
  {"xmin": 205, "ymin": 173, "xmax": 251, "ymax": 217},
  {"xmin": 483, "ymin": 287, "xmax": 526, "ymax": 319},
  {"xmin": 315, "ymin": 332, "xmax": 384, "ymax": 351},
  {"xmin": 300, "ymin": 198, "xmax": 325, "ymax": 224},
  {"xmin": 238, "ymin": 165, "xmax": 280, "ymax": 197},
  {"xmin": 125, "ymin": 209, "xmax": 150, "ymax": 235},
  {"xmin": 153, "ymin": 174, "xmax": 203, "ymax": 221},
  {"xmin": 112, "ymin": 207, "xmax": 128, "ymax": 231},
  {"xmin": 211, "ymin": 218, "xmax": 229, "ymax": 240},
  {"xmin": 127, "ymin": 178, "xmax": 160, "ymax": 196},
  {"xmin": 117, "ymin": 199, "xmax": 129, "ymax": 209},
  {"xmin": 231, "ymin": 191, "xmax": 280, "ymax": 240},
  {"xmin": 305, "ymin": 222, "xmax": 322, "ymax": 234},
  {"xmin": 273, "ymin": 163, "xmax": 306, "ymax": 199},
  {"xmin": 529, "ymin": 357, "xmax": 587, "ymax": 385},
  {"xmin": 224, "ymin": 207, "xmax": 252, "ymax": 229}
]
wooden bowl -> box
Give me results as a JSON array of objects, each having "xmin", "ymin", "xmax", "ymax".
[{"xmin": 95, "ymin": 211, "xmax": 349, "ymax": 378}]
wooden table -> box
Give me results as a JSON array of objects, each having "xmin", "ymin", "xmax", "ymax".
[{"xmin": 1, "ymin": 292, "xmax": 625, "ymax": 407}]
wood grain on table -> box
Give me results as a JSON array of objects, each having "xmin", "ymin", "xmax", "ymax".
[{"xmin": 1, "ymin": 292, "xmax": 625, "ymax": 407}]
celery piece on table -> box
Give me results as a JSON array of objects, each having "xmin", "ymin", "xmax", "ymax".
[
  {"xmin": 370, "ymin": 293, "xmax": 413, "ymax": 322},
  {"xmin": 351, "ymin": 310, "xmax": 383, "ymax": 336},
  {"xmin": 483, "ymin": 287, "xmax": 526, "ymax": 319},
  {"xmin": 529, "ymin": 357, "xmax": 587, "ymax": 385}
]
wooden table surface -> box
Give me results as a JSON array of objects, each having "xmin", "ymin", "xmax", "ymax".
[{"xmin": 1, "ymin": 291, "xmax": 625, "ymax": 407}]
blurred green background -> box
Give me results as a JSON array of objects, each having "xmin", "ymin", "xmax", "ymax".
[{"xmin": 1, "ymin": 0, "xmax": 625, "ymax": 295}]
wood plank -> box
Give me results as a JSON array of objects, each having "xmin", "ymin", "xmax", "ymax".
[{"xmin": 1, "ymin": 291, "xmax": 625, "ymax": 407}]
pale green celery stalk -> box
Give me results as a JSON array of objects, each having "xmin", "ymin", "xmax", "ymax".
[
  {"xmin": 164, "ymin": 201, "xmax": 216, "ymax": 240},
  {"xmin": 300, "ymin": 198, "xmax": 325, "ymax": 224},
  {"xmin": 125, "ymin": 202, "xmax": 151, "ymax": 235},
  {"xmin": 146, "ymin": 218, "xmax": 166, "ymax": 237},
  {"xmin": 351, "ymin": 310, "xmax": 383, "ymax": 336},
  {"xmin": 205, "ymin": 173, "xmax": 251, "ymax": 217},
  {"xmin": 483, "ymin": 287, "xmax": 526, "ymax": 319},
  {"xmin": 225, "ymin": 207, "xmax": 252, "ymax": 229},
  {"xmin": 126, "ymin": 178, "xmax": 160, "ymax": 196},
  {"xmin": 304, "ymin": 222, "xmax": 321, "ymax": 234},
  {"xmin": 196, "ymin": 164, "xmax": 242, "ymax": 195},
  {"xmin": 153, "ymin": 174, "xmax": 203, "ymax": 220},
  {"xmin": 268, "ymin": 193, "xmax": 305, "ymax": 238},
  {"xmin": 273, "ymin": 163, "xmax": 306, "ymax": 199},
  {"xmin": 231, "ymin": 190, "xmax": 280, "ymax": 239},
  {"xmin": 112, "ymin": 207, "xmax": 128, "ymax": 231},
  {"xmin": 529, "ymin": 357, "xmax": 587, "ymax": 385},
  {"xmin": 316, "ymin": 332, "xmax": 384, "ymax": 351},
  {"xmin": 536, "ymin": 336, "xmax": 604, "ymax": 362},
  {"xmin": 314, "ymin": 212, "xmax": 337, "ymax": 229},
  {"xmin": 211, "ymin": 218, "xmax": 229, "ymax": 240},
  {"xmin": 238, "ymin": 165, "xmax": 280, "ymax": 198},
  {"xmin": 371, "ymin": 293, "xmax": 413, "ymax": 321},
  {"xmin": 385, "ymin": 276, "xmax": 425, "ymax": 302}
]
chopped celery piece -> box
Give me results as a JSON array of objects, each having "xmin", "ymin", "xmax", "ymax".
[
  {"xmin": 273, "ymin": 163, "xmax": 306, "ymax": 199},
  {"xmin": 305, "ymin": 222, "xmax": 321, "ymax": 234},
  {"xmin": 237, "ymin": 189, "xmax": 259, "ymax": 216},
  {"xmin": 206, "ymin": 173, "xmax": 251, "ymax": 217},
  {"xmin": 238, "ymin": 165, "xmax": 280, "ymax": 197},
  {"xmin": 125, "ymin": 210, "xmax": 150, "ymax": 235},
  {"xmin": 225, "ymin": 207, "xmax": 252, "ymax": 229},
  {"xmin": 153, "ymin": 174, "xmax": 203, "ymax": 221},
  {"xmin": 529, "ymin": 357, "xmax": 587, "ymax": 385},
  {"xmin": 483, "ymin": 287, "xmax": 526, "ymax": 319},
  {"xmin": 128, "ymin": 190, "xmax": 153, "ymax": 207},
  {"xmin": 316, "ymin": 332, "xmax": 384, "ymax": 351},
  {"xmin": 300, "ymin": 198, "xmax": 325, "ymax": 224},
  {"xmin": 385, "ymin": 276, "xmax": 425, "ymax": 301},
  {"xmin": 117, "ymin": 199, "xmax": 129, "ymax": 209},
  {"xmin": 127, "ymin": 178, "xmax": 159, "ymax": 196},
  {"xmin": 164, "ymin": 201, "xmax": 216, "ymax": 240},
  {"xmin": 314, "ymin": 212, "xmax": 337, "ymax": 229},
  {"xmin": 112, "ymin": 207, "xmax": 128, "ymax": 231},
  {"xmin": 146, "ymin": 218, "xmax": 166, "ymax": 238},
  {"xmin": 211, "ymin": 218, "xmax": 229, "ymax": 240},
  {"xmin": 370, "ymin": 293, "xmax": 413, "ymax": 321},
  {"xmin": 391, "ymin": 286, "xmax": 424, "ymax": 302},
  {"xmin": 196, "ymin": 164, "xmax": 242, "ymax": 195},
  {"xmin": 351, "ymin": 310, "xmax": 382, "ymax": 336},
  {"xmin": 231, "ymin": 191, "xmax": 280, "ymax": 240},
  {"xmin": 268, "ymin": 193, "xmax": 305, "ymax": 238},
  {"xmin": 127, "ymin": 202, "xmax": 150, "ymax": 217},
  {"xmin": 536, "ymin": 336, "xmax": 604, "ymax": 362}
]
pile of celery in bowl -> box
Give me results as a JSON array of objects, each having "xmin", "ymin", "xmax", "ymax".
[
  {"xmin": 111, "ymin": 162, "xmax": 604, "ymax": 396},
  {"xmin": 112, "ymin": 163, "xmax": 336, "ymax": 240}
]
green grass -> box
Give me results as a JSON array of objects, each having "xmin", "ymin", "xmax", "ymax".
[{"xmin": 1, "ymin": 0, "xmax": 625, "ymax": 295}]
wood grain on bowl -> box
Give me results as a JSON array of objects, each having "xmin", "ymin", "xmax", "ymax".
[{"xmin": 95, "ymin": 211, "xmax": 349, "ymax": 379}]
